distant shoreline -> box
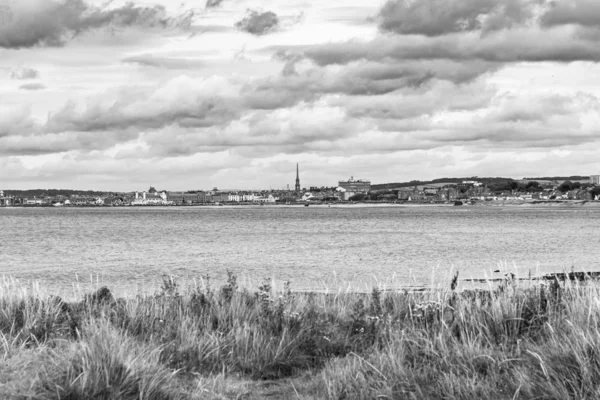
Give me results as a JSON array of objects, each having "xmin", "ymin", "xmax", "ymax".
[{"xmin": 2, "ymin": 200, "xmax": 600, "ymax": 209}]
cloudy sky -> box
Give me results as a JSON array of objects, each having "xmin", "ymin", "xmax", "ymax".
[{"xmin": 1, "ymin": 0, "xmax": 600, "ymax": 191}]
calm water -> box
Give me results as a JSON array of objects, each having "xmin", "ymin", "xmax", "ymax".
[{"xmin": 1, "ymin": 205, "xmax": 599, "ymax": 294}]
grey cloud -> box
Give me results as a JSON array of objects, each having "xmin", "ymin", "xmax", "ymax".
[
  {"xmin": 123, "ymin": 54, "xmax": 204, "ymax": 69},
  {"xmin": 0, "ymin": 135, "xmax": 75, "ymax": 156},
  {"xmin": 540, "ymin": 0, "xmax": 600, "ymax": 28},
  {"xmin": 10, "ymin": 67, "xmax": 39, "ymax": 80},
  {"xmin": 46, "ymin": 98, "xmax": 238, "ymax": 133},
  {"xmin": 189, "ymin": 25, "xmax": 233, "ymax": 34},
  {"xmin": 387, "ymin": 92, "xmax": 600, "ymax": 149},
  {"xmin": 152, "ymin": 111, "xmax": 370, "ymax": 158},
  {"xmin": 302, "ymin": 29, "xmax": 600, "ymax": 66},
  {"xmin": 0, "ymin": 0, "xmax": 194, "ymax": 49},
  {"xmin": 292, "ymin": 0, "xmax": 600, "ymax": 90},
  {"xmin": 339, "ymin": 80, "xmax": 495, "ymax": 121},
  {"xmin": 337, "ymin": 59, "xmax": 495, "ymax": 87},
  {"xmin": 44, "ymin": 80, "xmax": 242, "ymax": 133},
  {"xmin": 4, "ymin": 63, "xmax": 598, "ymax": 160},
  {"xmin": 245, "ymin": 59, "xmax": 496, "ymax": 112},
  {"xmin": 378, "ymin": 0, "xmax": 534, "ymax": 36},
  {"xmin": 235, "ymin": 10, "xmax": 279, "ymax": 36},
  {"xmin": 0, "ymin": 108, "xmax": 36, "ymax": 138},
  {"xmin": 0, "ymin": 130, "xmax": 139, "ymax": 156},
  {"xmin": 205, "ymin": 0, "xmax": 224, "ymax": 8},
  {"xmin": 424, "ymin": 125, "xmax": 599, "ymax": 148},
  {"xmin": 273, "ymin": 50, "xmax": 304, "ymax": 76},
  {"xmin": 19, "ymin": 83, "xmax": 46, "ymax": 91}
]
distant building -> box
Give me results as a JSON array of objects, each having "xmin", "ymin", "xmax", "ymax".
[
  {"xmin": 211, "ymin": 192, "xmax": 229, "ymax": 203},
  {"xmin": 254, "ymin": 194, "xmax": 277, "ymax": 203},
  {"xmin": 462, "ymin": 180, "xmax": 483, "ymax": 187},
  {"xmin": 591, "ymin": 175, "xmax": 600, "ymax": 185},
  {"xmin": 242, "ymin": 192, "xmax": 256, "ymax": 202},
  {"xmin": 24, "ymin": 198, "xmax": 46, "ymax": 206},
  {"xmin": 132, "ymin": 191, "xmax": 170, "ymax": 206},
  {"xmin": 338, "ymin": 177, "xmax": 371, "ymax": 193},
  {"xmin": 167, "ymin": 192, "xmax": 207, "ymax": 205}
]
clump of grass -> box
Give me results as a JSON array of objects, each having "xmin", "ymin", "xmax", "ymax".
[
  {"xmin": 4, "ymin": 273, "xmax": 600, "ymax": 399},
  {"xmin": 32, "ymin": 322, "xmax": 186, "ymax": 400}
]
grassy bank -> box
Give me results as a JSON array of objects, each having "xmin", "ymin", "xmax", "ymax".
[{"xmin": 1, "ymin": 273, "xmax": 600, "ymax": 399}]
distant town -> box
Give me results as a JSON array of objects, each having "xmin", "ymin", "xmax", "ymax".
[{"xmin": 1, "ymin": 168, "xmax": 600, "ymax": 207}]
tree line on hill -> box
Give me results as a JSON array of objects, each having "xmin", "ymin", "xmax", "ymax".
[
  {"xmin": 363, "ymin": 179, "xmax": 600, "ymax": 202},
  {"xmin": 523, "ymin": 176, "xmax": 588, "ymax": 181},
  {"xmin": 4, "ymin": 189, "xmax": 109, "ymax": 197},
  {"xmin": 372, "ymin": 176, "xmax": 594, "ymax": 192},
  {"xmin": 371, "ymin": 177, "xmax": 513, "ymax": 191}
]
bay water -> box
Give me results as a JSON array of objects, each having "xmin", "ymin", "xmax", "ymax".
[{"xmin": 1, "ymin": 205, "xmax": 598, "ymax": 296}]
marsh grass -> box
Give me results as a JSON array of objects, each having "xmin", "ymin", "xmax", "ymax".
[{"xmin": 2, "ymin": 273, "xmax": 600, "ymax": 399}]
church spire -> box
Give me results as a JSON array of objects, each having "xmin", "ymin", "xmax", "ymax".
[{"xmin": 295, "ymin": 163, "xmax": 301, "ymax": 193}]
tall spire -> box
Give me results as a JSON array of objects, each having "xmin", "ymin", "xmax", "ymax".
[{"xmin": 295, "ymin": 163, "xmax": 301, "ymax": 193}]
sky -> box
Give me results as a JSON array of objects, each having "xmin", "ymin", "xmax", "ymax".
[{"xmin": 1, "ymin": 0, "xmax": 600, "ymax": 191}]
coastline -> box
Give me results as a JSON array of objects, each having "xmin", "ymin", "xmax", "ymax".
[{"xmin": 3, "ymin": 200, "xmax": 600, "ymax": 209}]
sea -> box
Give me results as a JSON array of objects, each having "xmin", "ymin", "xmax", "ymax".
[{"xmin": 1, "ymin": 204, "xmax": 599, "ymax": 296}]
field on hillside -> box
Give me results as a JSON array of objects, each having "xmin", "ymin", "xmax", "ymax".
[{"xmin": 2, "ymin": 273, "xmax": 600, "ymax": 399}]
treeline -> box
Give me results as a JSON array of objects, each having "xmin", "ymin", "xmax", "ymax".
[
  {"xmin": 492, "ymin": 180, "xmax": 598, "ymax": 193},
  {"xmin": 523, "ymin": 176, "xmax": 589, "ymax": 181},
  {"xmin": 4, "ymin": 189, "xmax": 112, "ymax": 197},
  {"xmin": 372, "ymin": 177, "xmax": 514, "ymax": 190}
]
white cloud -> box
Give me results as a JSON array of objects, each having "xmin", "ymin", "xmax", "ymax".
[{"xmin": 2, "ymin": 0, "xmax": 600, "ymax": 190}]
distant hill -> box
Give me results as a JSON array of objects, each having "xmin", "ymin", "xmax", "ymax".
[
  {"xmin": 371, "ymin": 177, "xmax": 514, "ymax": 191},
  {"xmin": 4, "ymin": 189, "xmax": 111, "ymax": 197},
  {"xmin": 522, "ymin": 176, "xmax": 589, "ymax": 181}
]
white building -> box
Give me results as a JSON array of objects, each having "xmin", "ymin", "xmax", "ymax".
[
  {"xmin": 242, "ymin": 193, "xmax": 256, "ymax": 202},
  {"xmin": 131, "ymin": 191, "xmax": 170, "ymax": 206},
  {"xmin": 254, "ymin": 194, "xmax": 276, "ymax": 203},
  {"xmin": 463, "ymin": 181, "xmax": 483, "ymax": 187},
  {"xmin": 25, "ymin": 199, "xmax": 45, "ymax": 205}
]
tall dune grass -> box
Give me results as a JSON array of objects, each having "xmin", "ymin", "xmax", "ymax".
[{"xmin": 1, "ymin": 273, "xmax": 600, "ymax": 399}]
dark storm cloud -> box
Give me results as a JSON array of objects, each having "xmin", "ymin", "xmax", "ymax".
[
  {"xmin": 10, "ymin": 67, "xmax": 39, "ymax": 80},
  {"xmin": 235, "ymin": 10, "xmax": 279, "ymax": 35},
  {"xmin": 19, "ymin": 83, "xmax": 46, "ymax": 91},
  {"xmin": 0, "ymin": 0, "xmax": 194, "ymax": 49},
  {"xmin": 378, "ymin": 0, "xmax": 535, "ymax": 36}
]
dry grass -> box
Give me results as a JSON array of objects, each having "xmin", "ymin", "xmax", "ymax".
[{"xmin": 1, "ymin": 274, "xmax": 600, "ymax": 399}]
